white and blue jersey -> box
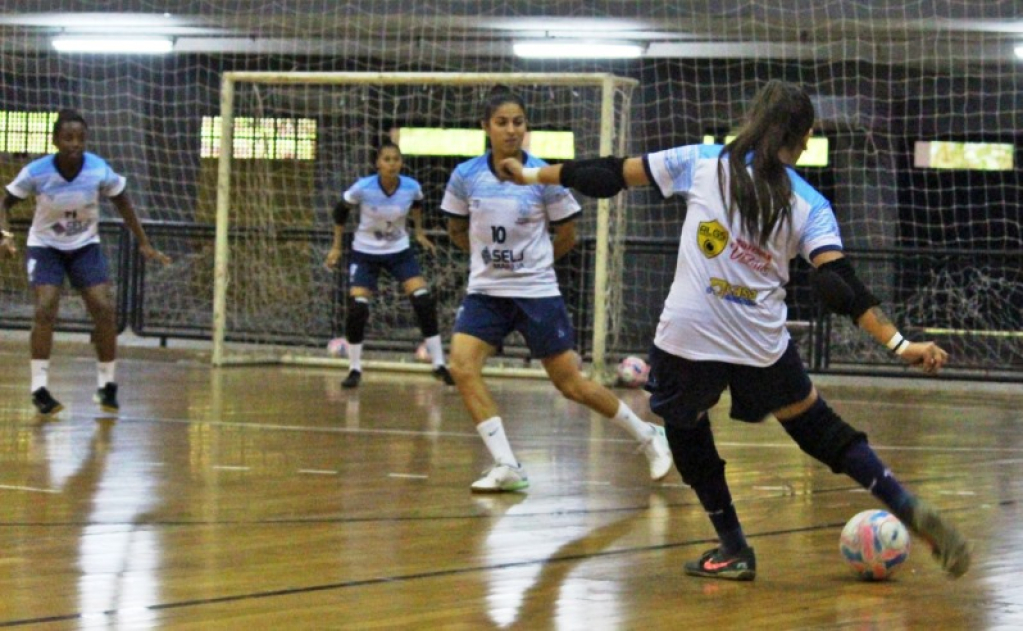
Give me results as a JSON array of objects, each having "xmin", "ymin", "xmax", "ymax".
[
  {"xmin": 440, "ymin": 152, "xmax": 581, "ymax": 298},
  {"xmin": 645, "ymin": 144, "xmax": 843, "ymax": 366},
  {"xmin": 343, "ymin": 174, "xmax": 423, "ymax": 255},
  {"xmin": 6, "ymin": 152, "xmax": 126, "ymax": 251}
]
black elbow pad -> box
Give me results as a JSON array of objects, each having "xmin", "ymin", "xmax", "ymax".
[
  {"xmin": 811, "ymin": 258, "xmax": 880, "ymax": 321},
  {"xmin": 560, "ymin": 156, "xmax": 627, "ymax": 198}
]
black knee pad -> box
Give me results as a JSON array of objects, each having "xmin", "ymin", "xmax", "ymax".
[
  {"xmin": 345, "ymin": 296, "xmax": 370, "ymax": 344},
  {"xmin": 664, "ymin": 413, "xmax": 726, "ymax": 488},
  {"xmin": 780, "ymin": 397, "xmax": 867, "ymax": 473},
  {"xmin": 409, "ymin": 288, "xmax": 439, "ymax": 338}
]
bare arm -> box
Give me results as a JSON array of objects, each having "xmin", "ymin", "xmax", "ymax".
[
  {"xmin": 0, "ymin": 192, "xmax": 23, "ymax": 257},
  {"xmin": 326, "ymin": 200, "xmax": 353, "ymax": 269},
  {"xmin": 551, "ymin": 219, "xmax": 576, "ymax": 260},
  {"xmin": 811, "ymin": 249, "xmax": 947, "ymax": 373},
  {"xmin": 409, "ymin": 204, "xmax": 436, "ymax": 254},
  {"xmin": 110, "ymin": 192, "xmax": 171, "ymax": 264},
  {"xmin": 446, "ymin": 216, "xmax": 470, "ymax": 252},
  {"xmin": 325, "ymin": 223, "xmax": 345, "ymax": 269}
]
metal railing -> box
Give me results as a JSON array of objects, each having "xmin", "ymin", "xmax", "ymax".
[{"xmin": 2, "ymin": 220, "xmax": 1018, "ymax": 382}]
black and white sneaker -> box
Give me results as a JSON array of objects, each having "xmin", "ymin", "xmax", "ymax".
[
  {"xmin": 342, "ymin": 370, "xmax": 362, "ymax": 389},
  {"xmin": 94, "ymin": 382, "xmax": 119, "ymax": 413},
  {"xmin": 32, "ymin": 387, "xmax": 64, "ymax": 416},
  {"xmin": 433, "ymin": 365, "xmax": 455, "ymax": 386}
]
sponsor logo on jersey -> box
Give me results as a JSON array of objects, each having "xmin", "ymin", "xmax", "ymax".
[
  {"xmin": 698, "ymin": 220, "xmax": 728, "ymax": 258},
  {"xmin": 706, "ymin": 277, "xmax": 757, "ymax": 306},
  {"xmin": 481, "ymin": 247, "xmax": 525, "ymax": 270},
  {"xmin": 729, "ymin": 237, "xmax": 772, "ymax": 273}
]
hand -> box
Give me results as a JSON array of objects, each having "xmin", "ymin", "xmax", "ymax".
[
  {"xmin": 498, "ymin": 157, "xmax": 526, "ymax": 183},
  {"xmin": 140, "ymin": 244, "xmax": 171, "ymax": 265},
  {"xmin": 325, "ymin": 246, "xmax": 342, "ymax": 270},
  {"xmin": 416, "ymin": 234, "xmax": 436, "ymax": 255},
  {"xmin": 899, "ymin": 341, "xmax": 948, "ymax": 374},
  {"xmin": 0, "ymin": 233, "xmax": 16, "ymax": 258}
]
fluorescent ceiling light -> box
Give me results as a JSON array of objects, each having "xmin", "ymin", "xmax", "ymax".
[
  {"xmin": 1016, "ymin": 45, "xmax": 1023, "ymax": 59},
  {"xmin": 513, "ymin": 41, "xmax": 644, "ymax": 59},
  {"xmin": 52, "ymin": 37, "xmax": 173, "ymax": 54}
]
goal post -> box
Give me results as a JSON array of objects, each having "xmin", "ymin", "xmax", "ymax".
[{"xmin": 211, "ymin": 71, "xmax": 638, "ymax": 381}]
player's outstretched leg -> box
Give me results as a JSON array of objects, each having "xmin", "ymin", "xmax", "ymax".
[
  {"xmin": 780, "ymin": 395, "xmax": 971, "ymax": 578},
  {"xmin": 543, "ymin": 351, "xmax": 672, "ymax": 481}
]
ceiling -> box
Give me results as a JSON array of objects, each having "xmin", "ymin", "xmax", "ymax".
[{"xmin": 0, "ymin": 2, "xmax": 1021, "ymax": 67}]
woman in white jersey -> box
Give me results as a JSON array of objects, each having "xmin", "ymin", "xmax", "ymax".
[
  {"xmin": 0, "ymin": 109, "xmax": 170, "ymax": 416},
  {"xmin": 325, "ymin": 141, "xmax": 453, "ymax": 388},
  {"xmin": 441, "ymin": 86, "xmax": 671, "ymax": 493},
  {"xmin": 499, "ymin": 80, "xmax": 970, "ymax": 579}
]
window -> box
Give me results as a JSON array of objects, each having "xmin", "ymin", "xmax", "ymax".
[
  {"xmin": 703, "ymin": 134, "xmax": 830, "ymax": 167},
  {"xmin": 0, "ymin": 111, "xmax": 58, "ymax": 154},
  {"xmin": 913, "ymin": 141, "xmax": 1014, "ymax": 171},
  {"xmin": 201, "ymin": 116, "xmax": 316, "ymax": 160},
  {"xmin": 392, "ymin": 127, "xmax": 575, "ymax": 159}
]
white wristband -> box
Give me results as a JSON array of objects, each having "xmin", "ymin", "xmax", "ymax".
[
  {"xmin": 521, "ymin": 167, "xmax": 540, "ymax": 185},
  {"xmin": 886, "ymin": 332, "xmax": 910, "ymax": 355},
  {"xmin": 885, "ymin": 332, "xmax": 904, "ymax": 351}
]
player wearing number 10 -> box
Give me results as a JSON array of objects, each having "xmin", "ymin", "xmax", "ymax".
[
  {"xmin": 0, "ymin": 109, "xmax": 171, "ymax": 417},
  {"xmin": 441, "ymin": 86, "xmax": 672, "ymax": 493}
]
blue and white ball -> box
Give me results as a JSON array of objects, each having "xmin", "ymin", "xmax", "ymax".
[
  {"xmin": 616, "ymin": 356, "xmax": 650, "ymax": 388},
  {"xmin": 839, "ymin": 509, "xmax": 911, "ymax": 581}
]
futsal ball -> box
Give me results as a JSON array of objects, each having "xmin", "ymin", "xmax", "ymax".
[
  {"xmin": 326, "ymin": 337, "xmax": 349, "ymax": 358},
  {"xmin": 839, "ymin": 509, "xmax": 910, "ymax": 581},
  {"xmin": 616, "ymin": 356, "xmax": 650, "ymax": 388},
  {"xmin": 414, "ymin": 342, "xmax": 432, "ymax": 363}
]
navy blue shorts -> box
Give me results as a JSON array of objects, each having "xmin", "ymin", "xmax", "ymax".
[
  {"xmin": 453, "ymin": 293, "xmax": 575, "ymax": 359},
  {"xmin": 348, "ymin": 248, "xmax": 423, "ymax": 291},
  {"xmin": 646, "ymin": 341, "xmax": 813, "ymax": 428},
  {"xmin": 27, "ymin": 244, "xmax": 110, "ymax": 289}
]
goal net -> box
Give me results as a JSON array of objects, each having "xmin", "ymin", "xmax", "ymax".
[
  {"xmin": 211, "ymin": 72, "xmax": 636, "ymax": 378},
  {"xmin": 0, "ymin": 3, "xmax": 1019, "ymax": 381}
]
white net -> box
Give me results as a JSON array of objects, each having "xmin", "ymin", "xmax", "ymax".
[{"xmin": 0, "ymin": 2, "xmax": 1019, "ymax": 379}]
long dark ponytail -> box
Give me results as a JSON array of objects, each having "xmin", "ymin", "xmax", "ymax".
[{"xmin": 718, "ymin": 80, "xmax": 815, "ymax": 246}]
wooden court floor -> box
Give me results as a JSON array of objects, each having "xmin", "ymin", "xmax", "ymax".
[{"xmin": 0, "ymin": 339, "xmax": 1021, "ymax": 630}]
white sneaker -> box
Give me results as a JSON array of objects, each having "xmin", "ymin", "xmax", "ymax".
[
  {"xmin": 471, "ymin": 463, "xmax": 529, "ymax": 493},
  {"xmin": 643, "ymin": 423, "xmax": 673, "ymax": 481}
]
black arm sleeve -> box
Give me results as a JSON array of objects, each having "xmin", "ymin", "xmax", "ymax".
[
  {"xmin": 811, "ymin": 257, "xmax": 881, "ymax": 321},
  {"xmin": 332, "ymin": 201, "xmax": 350, "ymax": 225},
  {"xmin": 559, "ymin": 156, "xmax": 627, "ymax": 199}
]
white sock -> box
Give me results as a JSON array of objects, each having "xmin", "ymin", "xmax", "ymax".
[
  {"xmin": 98, "ymin": 361, "xmax": 116, "ymax": 388},
  {"xmin": 476, "ymin": 417, "xmax": 518, "ymax": 467},
  {"xmin": 424, "ymin": 335, "xmax": 445, "ymax": 367},
  {"xmin": 348, "ymin": 343, "xmax": 363, "ymax": 372},
  {"xmin": 30, "ymin": 360, "xmax": 49, "ymax": 392},
  {"xmin": 610, "ymin": 400, "xmax": 654, "ymax": 443}
]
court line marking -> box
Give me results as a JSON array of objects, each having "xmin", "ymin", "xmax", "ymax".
[
  {"xmin": 0, "ymin": 484, "xmax": 59, "ymax": 494},
  {"xmin": 0, "ymin": 509, "xmax": 986, "ymax": 628},
  {"xmin": 45, "ymin": 412, "xmax": 1023, "ymax": 455}
]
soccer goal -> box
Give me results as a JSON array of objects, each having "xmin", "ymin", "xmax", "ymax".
[{"xmin": 211, "ymin": 71, "xmax": 638, "ymax": 380}]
